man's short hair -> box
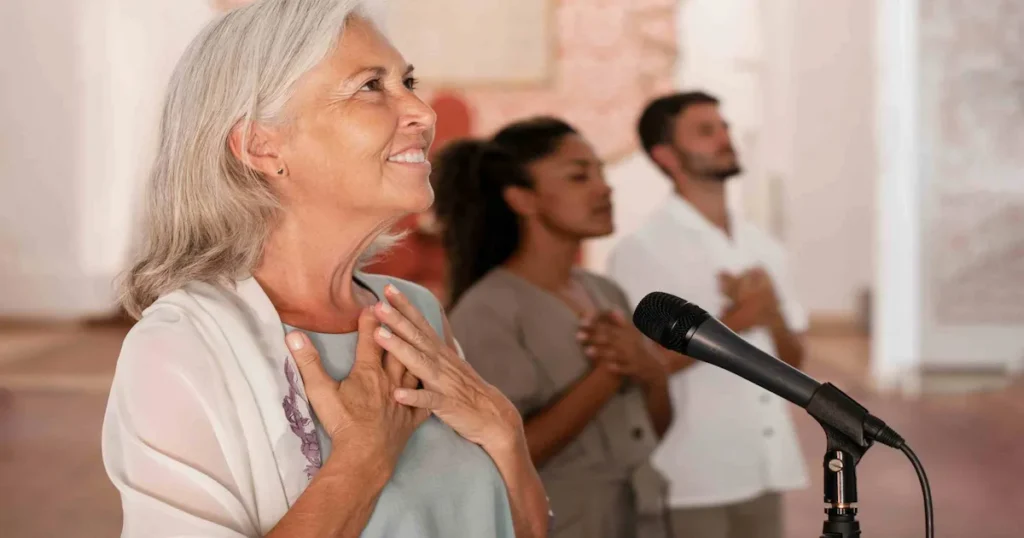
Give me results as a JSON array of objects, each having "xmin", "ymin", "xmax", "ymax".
[{"xmin": 637, "ymin": 91, "xmax": 720, "ymax": 156}]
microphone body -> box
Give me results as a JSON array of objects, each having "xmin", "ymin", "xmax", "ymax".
[
  {"xmin": 634, "ymin": 291, "xmax": 902, "ymax": 449},
  {"xmin": 683, "ymin": 315, "xmax": 819, "ymax": 408},
  {"xmin": 635, "ymin": 291, "xmax": 818, "ymax": 407}
]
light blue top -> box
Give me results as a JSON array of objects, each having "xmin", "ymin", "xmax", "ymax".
[{"xmin": 285, "ymin": 273, "xmax": 516, "ymax": 538}]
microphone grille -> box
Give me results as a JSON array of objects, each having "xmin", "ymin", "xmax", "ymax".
[{"xmin": 632, "ymin": 292, "xmax": 710, "ymax": 350}]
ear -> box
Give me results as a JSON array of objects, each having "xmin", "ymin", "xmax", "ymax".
[
  {"xmin": 502, "ymin": 185, "xmax": 537, "ymax": 218},
  {"xmin": 649, "ymin": 144, "xmax": 679, "ymax": 176},
  {"xmin": 228, "ymin": 121, "xmax": 286, "ymax": 177}
]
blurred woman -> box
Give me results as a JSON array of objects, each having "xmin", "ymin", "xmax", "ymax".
[{"xmin": 434, "ymin": 117, "xmax": 672, "ymax": 538}]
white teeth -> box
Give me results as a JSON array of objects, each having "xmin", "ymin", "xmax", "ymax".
[{"xmin": 388, "ymin": 149, "xmax": 426, "ymax": 163}]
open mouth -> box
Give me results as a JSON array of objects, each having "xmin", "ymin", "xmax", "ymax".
[{"xmin": 387, "ymin": 149, "xmax": 427, "ymax": 164}]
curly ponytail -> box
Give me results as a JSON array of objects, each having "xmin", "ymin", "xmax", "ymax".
[{"xmin": 433, "ymin": 117, "xmax": 577, "ymax": 307}]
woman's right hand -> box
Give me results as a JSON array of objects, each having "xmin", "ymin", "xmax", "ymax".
[
  {"xmin": 286, "ymin": 308, "xmax": 429, "ymax": 472},
  {"xmin": 577, "ymin": 310, "xmax": 666, "ymax": 387}
]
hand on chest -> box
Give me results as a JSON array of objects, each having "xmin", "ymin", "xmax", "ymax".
[
  {"xmin": 690, "ymin": 247, "xmax": 757, "ymax": 316},
  {"xmin": 693, "ymin": 238, "xmax": 777, "ymax": 318}
]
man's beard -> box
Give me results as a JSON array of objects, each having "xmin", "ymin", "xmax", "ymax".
[
  {"xmin": 676, "ymin": 147, "xmax": 741, "ymax": 182},
  {"xmin": 709, "ymin": 163, "xmax": 742, "ymax": 181}
]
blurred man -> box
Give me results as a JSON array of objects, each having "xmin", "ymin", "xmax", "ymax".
[{"xmin": 608, "ymin": 91, "xmax": 809, "ymax": 538}]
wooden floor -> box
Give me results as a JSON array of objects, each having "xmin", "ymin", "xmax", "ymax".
[{"xmin": 0, "ymin": 325, "xmax": 1020, "ymax": 537}]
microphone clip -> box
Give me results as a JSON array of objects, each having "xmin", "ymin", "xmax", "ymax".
[{"xmin": 805, "ymin": 383, "xmax": 904, "ymax": 538}]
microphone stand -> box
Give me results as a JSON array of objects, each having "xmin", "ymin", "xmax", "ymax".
[
  {"xmin": 818, "ymin": 426, "xmax": 864, "ymax": 538},
  {"xmin": 805, "ymin": 383, "xmax": 890, "ymax": 538}
]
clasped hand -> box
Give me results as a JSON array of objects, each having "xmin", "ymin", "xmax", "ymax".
[
  {"xmin": 718, "ymin": 267, "xmax": 783, "ymax": 329},
  {"xmin": 576, "ymin": 309, "xmax": 666, "ymax": 387},
  {"xmin": 287, "ymin": 285, "xmax": 524, "ymax": 471}
]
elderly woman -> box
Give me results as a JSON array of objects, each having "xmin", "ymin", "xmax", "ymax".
[{"xmin": 101, "ymin": 1, "xmax": 549, "ymax": 537}]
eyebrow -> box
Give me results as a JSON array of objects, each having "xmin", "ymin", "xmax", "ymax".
[
  {"xmin": 348, "ymin": 64, "xmax": 416, "ymax": 79},
  {"xmin": 568, "ymin": 158, "xmax": 602, "ymax": 168}
]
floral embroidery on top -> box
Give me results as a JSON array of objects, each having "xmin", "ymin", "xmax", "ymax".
[{"xmin": 283, "ymin": 359, "xmax": 322, "ymax": 479}]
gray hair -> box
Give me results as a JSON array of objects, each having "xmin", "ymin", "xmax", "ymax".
[{"xmin": 120, "ymin": 0, "xmax": 392, "ymax": 319}]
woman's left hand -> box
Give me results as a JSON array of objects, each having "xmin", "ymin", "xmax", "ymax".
[
  {"xmin": 371, "ymin": 285, "xmax": 525, "ymax": 454},
  {"xmin": 577, "ymin": 310, "xmax": 667, "ymax": 387}
]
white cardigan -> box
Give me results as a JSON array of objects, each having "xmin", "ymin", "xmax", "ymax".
[{"xmin": 103, "ymin": 278, "xmax": 344, "ymax": 537}]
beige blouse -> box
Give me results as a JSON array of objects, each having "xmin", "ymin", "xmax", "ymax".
[{"xmin": 449, "ymin": 268, "xmax": 667, "ymax": 538}]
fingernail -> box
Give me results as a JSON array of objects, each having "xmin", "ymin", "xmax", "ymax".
[
  {"xmin": 394, "ymin": 388, "xmax": 409, "ymax": 400},
  {"xmin": 378, "ymin": 326, "xmax": 393, "ymax": 339},
  {"xmin": 378, "ymin": 301, "xmax": 392, "ymax": 314},
  {"xmin": 585, "ymin": 346, "xmax": 597, "ymax": 356},
  {"xmin": 286, "ymin": 332, "xmax": 306, "ymax": 351},
  {"xmin": 385, "ymin": 284, "xmax": 401, "ymax": 297},
  {"xmin": 576, "ymin": 331, "xmax": 587, "ymax": 340}
]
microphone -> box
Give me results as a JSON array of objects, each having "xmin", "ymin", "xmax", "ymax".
[
  {"xmin": 634, "ymin": 291, "xmax": 935, "ymax": 538},
  {"xmin": 632, "ymin": 291, "xmax": 902, "ymax": 448},
  {"xmin": 633, "ymin": 291, "xmax": 819, "ymax": 407}
]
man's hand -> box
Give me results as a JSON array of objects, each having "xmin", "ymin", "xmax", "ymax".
[
  {"xmin": 718, "ymin": 267, "xmax": 784, "ymax": 333},
  {"xmin": 719, "ymin": 267, "xmax": 806, "ymax": 368}
]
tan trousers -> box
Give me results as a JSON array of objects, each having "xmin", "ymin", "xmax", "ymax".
[{"xmin": 663, "ymin": 493, "xmax": 783, "ymax": 538}]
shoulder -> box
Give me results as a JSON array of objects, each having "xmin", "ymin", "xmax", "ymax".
[
  {"xmin": 577, "ymin": 269, "xmax": 633, "ymax": 310},
  {"xmin": 576, "ymin": 269, "xmax": 622, "ymax": 295},
  {"xmin": 635, "ymin": 202, "xmax": 680, "ymax": 236},
  {"xmin": 124, "ymin": 300, "xmax": 202, "ymax": 354},
  {"xmin": 609, "ymin": 209, "xmax": 682, "ymax": 262},
  {"xmin": 612, "ymin": 217, "xmax": 658, "ymax": 253},
  {"xmin": 117, "ymin": 280, "xmax": 262, "ymax": 385},
  {"xmin": 609, "ymin": 232, "xmax": 646, "ymax": 259},
  {"xmin": 127, "ymin": 283, "xmax": 224, "ymax": 354},
  {"xmin": 607, "ymin": 233, "xmax": 656, "ymax": 279},
  {"xmin": 113, "ymin": 298, "xmax": 225, "ymax": 403},
  {"xmin": 607, "ymin": 218, "xmax": 678, "ymax": 281},
  {"xmin": 448, "ymin": 271, "xmax": 521, "ymax": 325}
]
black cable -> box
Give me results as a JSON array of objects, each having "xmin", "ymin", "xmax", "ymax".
[{"xmin": 899, "ymin": 443, "xmax": 934, "ymax": 538}]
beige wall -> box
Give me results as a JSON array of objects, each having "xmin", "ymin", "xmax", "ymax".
[
  {"xmin": 0, "ymin": 0, "xmax": 87, "ymax": 316},
  {"xmin": 785, "ymin": 0, "xmax": 876, "ymax": 318},
  {"xmin": 0, "ymin": 0, "xmax": 216, "ymax": 317},
  {"xmin": 917, "ymin": 0, "xmax": 1024, "ymax": 370},
  {"xmin": 873, "ymin": 0, "xmax": 1024, "ymax": 388}
]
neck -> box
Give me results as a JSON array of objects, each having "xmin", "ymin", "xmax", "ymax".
[
  {"xmin": 503, "ymin": 223, "xmax": 580, "ymax": 293},
  {"xmin": 254, "ymin": 210, "xmax": 394, "ymax": 333},
  {"xmin": 675, "ymin": 174, "xmax": 730, "ymax": 235}
]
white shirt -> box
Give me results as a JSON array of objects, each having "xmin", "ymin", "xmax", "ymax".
[
  {"xmin": 103, "ymin": 279, "xmax": 316, "ymax": 537},
  {"xmin": 607, "ymin": 195, "xmax": 809, "ymax": 508},
  {"xmin": 101, "ymin": 276, "xmax": 516, "ymax": 537}
]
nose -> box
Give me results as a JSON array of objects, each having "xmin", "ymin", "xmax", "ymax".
[
  {"xmin": 401, "ymin": 92, "xmax": 437, "ymax": 134},
  {"xmin": 717, "ymin": 128, "xmax": 734, "ymax": 151}
]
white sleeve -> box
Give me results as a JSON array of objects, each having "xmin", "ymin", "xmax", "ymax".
[
  {"xmin": 102, "ymin": 308, "xmax": 259, "ymax": 537},
  {"xmin": 607, "ymin": 240, "xmax": 653, "ymax": 311},
  {"xmin": 608, "ymin": 237, "xmax": 720, "ymax": 315},
  {"xmin": 772, "ymin": 254, "xmax": 810, "ymax": 334}
]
